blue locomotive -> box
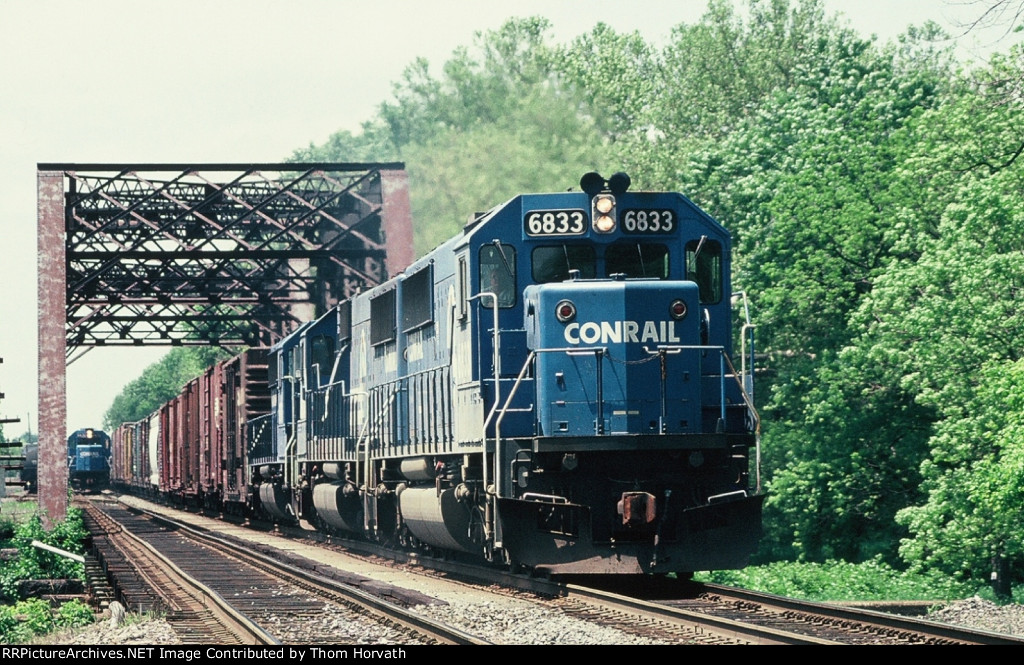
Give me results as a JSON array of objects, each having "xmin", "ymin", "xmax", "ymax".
[
  {"xmin": 68, "ymin": 427, "xmax": 111, "ymax": 488},
  {"xmin": 247, "ymin": 172, "xmax": 763, "ymax": 575}
]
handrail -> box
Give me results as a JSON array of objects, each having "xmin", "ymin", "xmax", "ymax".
[
  {"xmin": 492, "ymin": 342, "xmax": 762, "ymax": 493},
  {"xmin": 718, "ymin": 350, "xmax": 762, "ymax": 494},
  {"xmin": 245, "ymin": 412, "xmax": 274, "ymax": 464},
  {"xmin": 470, "ymin": 290, "xmax": 500, "ymax": 546},
  {"xmin": 732, "ymin": 290, "xmax": 759, "ymax": 492},
  {"xmin": 354, "ymin": 386, "xmax": 395, "ymax": 533}
]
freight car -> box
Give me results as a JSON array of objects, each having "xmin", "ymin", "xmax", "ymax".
[
  {"xmin": 112, "ymin": 172, "xmax": 763, "ymax": 577},
  {"xmin": 110, "ymin": 349, "xmax": 270, "ymax": 512},
  {"xmin": 67, "ymin": 428, "xmax": 111, "ymax": 488}
]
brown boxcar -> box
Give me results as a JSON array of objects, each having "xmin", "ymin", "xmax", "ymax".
[{"xmin": 110, "ymin": 348, "xmax": 270, "ymax": 511}]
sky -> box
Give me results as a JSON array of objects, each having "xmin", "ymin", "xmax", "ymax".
[{"xmin": 0, "ymin": 0, "xmax": 1020, "ymax": 438}]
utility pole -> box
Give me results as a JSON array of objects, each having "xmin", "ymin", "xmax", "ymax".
[{"xmin": 0, "ymin": 358, "xmax": 25, "ymax": 498}]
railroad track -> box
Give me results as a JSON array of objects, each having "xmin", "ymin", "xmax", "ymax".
[
  {"xmin": 84, "ymin": 493, "xmax": 1024, "ymax": 646},
  {"xmin": 81, "ymin": 497, "xmax": 488, "ymax": 645},
  {"xmin": 292, "ymin": 528, "xmax": 1024, "ymax": 645},
  {"xmin": 81, "ymin": 500, "xmax": 276, "ymax": 644},
  {"xmin": 562, "ymin": 576, "xmax": 1024, "ymax": 645}
]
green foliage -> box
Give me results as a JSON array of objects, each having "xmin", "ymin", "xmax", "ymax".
[
  {"xmin": 896, "ymin": 361, "xmax": 1024, "ymax": 581},
  {"xmin": 378, "ymin": 17, "xmax": 560, "ymax": 150},
  {"xmin": 297, "ymin": 16, "xmax": 605, "ymax": 257},
  {"xmin": 699, "ymin": 557, "xmax": 973, "ymax": 601},
  {"xmin": 0, "ymin": 599, "xmax": 53, "ymax": 644},
  {"xmin": 55, "ymin": 599, "xmax": 95, "ymax": 630},
  {"xmin": 0, "ymin": 509, "xmax": 87, "ymax": 602},
  {"xmin": 836, "ymin": 46, "xmax": 1024, "ymax": 584},
  {"xmin": 402, "ymin": 88, "xmax": 605, "ymax": 253},
  {"xmin": 655, "ymin": 0, "xmax": 856, "ymax": 142},
  {"xmin": 0, "ymin": 598, "xmax": 93, "ymax": 644},
  {"xmin": 651, "ymin": 1, "xmax": 959, "ymax": 566},
  {"xmin": 552, "ymin": 22, "xmax": 659, "ymax": 142}
]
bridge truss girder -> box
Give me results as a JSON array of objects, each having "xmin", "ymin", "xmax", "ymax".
[{"xmin": 60, "ymin": 163, "xmax": 412, "ymax": 352}]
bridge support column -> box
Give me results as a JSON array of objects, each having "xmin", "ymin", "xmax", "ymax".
[{"xmin": 38, "ymin": 169, "xmax": 67, "ymax": 526}]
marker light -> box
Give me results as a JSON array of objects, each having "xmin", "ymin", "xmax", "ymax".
[
  {"xmin": 670, "ymin": 300, "xmax": 688, "ymax": 319},
  {"xmin": 555, "ymin": 300, "xmax": 577, "ymax": 323}
]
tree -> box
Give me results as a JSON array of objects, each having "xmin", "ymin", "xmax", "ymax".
[
  {"xmin": 641, "ymin": 3, "xmax": 956, "ymax": 563},
  {"xmin": 553, "ymin": 22, "xmax": 659, "ymax": 143},
  {"xmin": 897, "ymin": 361, "xmax": 1024, "ymax": 589},
  {"xmin": 377, "ymin": 17, "xmax": 559, "ymax": 153},
  {"xmin": 298, "ymin": 17, "xmax": 604, "ymax": 256},
  {"xmin": 815, "ymin": 41, "xmax": 1024, "ymax": 583},
  {"xmin": 402, "ymin": 89, "xmax": 605, "ymax": 253}
]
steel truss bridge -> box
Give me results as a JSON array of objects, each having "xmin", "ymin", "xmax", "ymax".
[{"xmin": 37, "ymin": 163, "xmax": 414, "ymax": 521}]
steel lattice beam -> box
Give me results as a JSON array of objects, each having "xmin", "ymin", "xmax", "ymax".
[{"xmin": 57, "ymin": 163, "xmax": 412, "ymax": 351}]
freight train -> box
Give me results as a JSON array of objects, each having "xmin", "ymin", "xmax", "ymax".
[
  {"xmin": 111, "ymin": 172, "xmax": 763, "ymax": 576},
  {"xmin": 21, "ymin": 429, "xmax": 112, "ymax": 493}
]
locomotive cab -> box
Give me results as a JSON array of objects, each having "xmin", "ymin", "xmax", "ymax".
[{"xmin": 476, "ymin": 174, "xmax": 763, "ymax": 574}]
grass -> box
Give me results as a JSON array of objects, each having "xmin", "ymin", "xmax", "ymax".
[
  {"xmin": 0, "ymin": 496, "xmax": 39, "ymax": 524},
  {"xmin": 695, "ymin": 556, "xmax": 1019, "ymax": 604}
]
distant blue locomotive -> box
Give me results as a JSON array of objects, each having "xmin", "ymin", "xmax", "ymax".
[
  {"xmin": 68, "ymin": 428, "xmax": 111, "ymax": 488},
  {"xmin": 247, "ymin": 172, "xmax": 762, "ymax": 575}
]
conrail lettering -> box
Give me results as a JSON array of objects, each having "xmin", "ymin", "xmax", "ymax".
[{"xmin": 564, "ymin": 320, "xmax": 680, "ymax": 345}]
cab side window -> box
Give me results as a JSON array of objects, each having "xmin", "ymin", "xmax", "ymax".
[
  {"xmin": 685, "ymin": 239, "xmax": 722, "ymax": 304},
  {"xmin": 479, "ymin": 244, "xmax": 516, "ymax": 308}
]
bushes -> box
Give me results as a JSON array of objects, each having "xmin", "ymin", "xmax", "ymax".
[
  {"xmin": 698, "ymin": 557, "xmax": 975, "ymax": 601},
  {"xmin": 0, "ymin": 598, "xmax": 95, "ymax": 644},
  {"xmin": 0, "ymin": 508, "xmax": 94, "ymax": 644},
  {"xmin": 0, "ymin": 509, "xmax": 87, "ymax": 602}
]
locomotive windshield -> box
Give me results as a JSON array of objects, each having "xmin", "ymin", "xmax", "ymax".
[
  {"xmin": 606, "ymin": 242, "xmax": 670, "ymax": 278},
  {"xmin": 530, "ymin": 243, "xmax": 670, "ymax": 282},
  {"xmin": 531, "ymin": 245, "xmax": 596, "ymax": 282}
]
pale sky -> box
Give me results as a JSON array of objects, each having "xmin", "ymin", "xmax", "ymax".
[{"xmin": 0, "ymin": 0, "xmax": 1019, "ymax": 436}]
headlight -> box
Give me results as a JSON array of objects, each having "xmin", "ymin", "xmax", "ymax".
[{"xmin": 592, "ymin": 194, "xmax": 616, "ymax": 233}]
